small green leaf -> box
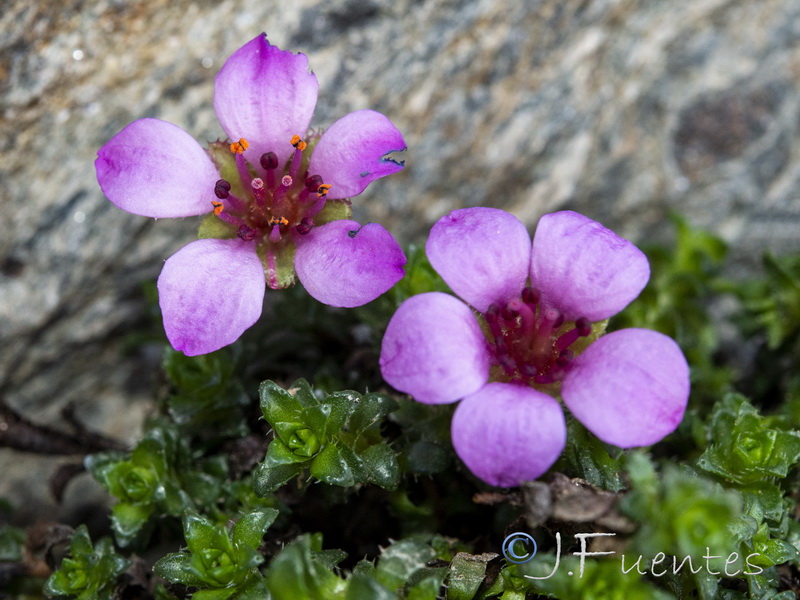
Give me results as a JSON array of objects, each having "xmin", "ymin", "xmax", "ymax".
[
  {"xmin": 310, "ymin": 443, "xmax": 363, "ymax": 487},
  {"xmin": 361, "ymin": 443, "xmax": 400, "ymax": 490},
  {"xmin": 232, "ymin": 509, "xmax": 279, "ymax": 550},
  {"xmin": 349, "ymin": 393, "xmax": 398, "ymax": 437}
]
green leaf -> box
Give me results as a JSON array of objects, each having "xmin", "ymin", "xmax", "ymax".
[
  {"xmin": 253, "ymin": 456, "xmax": 306, "ymax": 495},
  {"xmin": 44, "ymin": 525, "xmax": 130, "ymax": 600},
  {"xmin": 361, "ymin": 443, "xmax": 400, "ymax": 490},
  {"xmin": 232, "ymin": 509, "xmax": 279, "ymax": 549},
  {"xmin": 310, "ymin": 443, "xmax": 363, "ymax": 487},
  {"xmin": 265, "ymin": 534, "xmax": 347, "ymax": 600},
  {"xmin": 345, "ymin": 571, "xmax": 396, "ymax": 600},
  {"xmin": 446, "ymin": 553, "xmax": 496, "ymax": 600},
  {"xmin": 153, "ymin": 553, "xmax": 205, "ymax": 587},
  {"xmin": 349, "ymin": 393, "xmax": 398, "ymax": 437},
  {"xmin": 111, "ymin": 502, "xmax": 154, "ymax": 542}
]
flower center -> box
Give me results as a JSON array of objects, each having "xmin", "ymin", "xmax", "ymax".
[
  {"xmin": 483, "ymin": 286, "xmax": 592, "ymax": 386},
  {"xmin": 210, "ymin": 135, "xmax": 332, "ymax": 245}
]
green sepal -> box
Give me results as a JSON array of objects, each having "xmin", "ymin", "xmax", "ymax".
[
  {"xmin": 314, "ymin": 199, "xmax": 352, "ymax": 227},
  {"xmin": 207, "ymin": 141, "xmax": 248, "ymax": 199},
  {"xmin": 198, "ymin": 213, "xmax": 238, "ymax": 239},
  {"xmin": 257, "ymin": 241, "xmax": 296, "ymax": 290}
]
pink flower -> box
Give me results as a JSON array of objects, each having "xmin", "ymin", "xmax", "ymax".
[
  {"xmin": 96, "ymin": 34, "xmax": 407, "ymax": 356},
  {"xmin": 379, "ymin": 208, "xmax": 690, "ymax": 487}
]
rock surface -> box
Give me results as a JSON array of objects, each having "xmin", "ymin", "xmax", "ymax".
[{"xmin": 2, "ymin": 0, "xmax": 800, "ymax": 522}]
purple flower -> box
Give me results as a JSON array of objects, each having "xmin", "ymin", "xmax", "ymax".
[
  {"xmin": 380, "ymin": 208, "xmax": 690, "ymax": 487},
  {"xmin": 96, "ymin": 34, "xmax": 407, "ymax": 356}
]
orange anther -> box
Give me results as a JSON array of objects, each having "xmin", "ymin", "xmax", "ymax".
[
  {"xmin": 290, "ymin": 135, "xmax": 307, "ymax": 151},
  {"xmin": 317, "ymin": 184, "xmax": 332, "ymax": 197},
  {"xmin": 268, "ymin": 216, "xmax": 289, "ymax": 226},
  {"xmin": 229, "ymin": 138, "xmax": 249, "ymax": 154},
  {"xmin": 211, "ymin": 200, "xmax": 224, "ymax": 216}
]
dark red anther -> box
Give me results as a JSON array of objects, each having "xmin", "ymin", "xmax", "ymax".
[
  {"xmin": 237, "ymin": 225, "xmax": 256, "ymax": 241},
  {"xmin": 520, "ymin": 363, "xmax": 538, "ymax": 378},
  {"xmin": 556, "ymin": 350, "xmax": 574, "ymax": 368},
  {"xmin": 499, "ymin": 354, "xmax": 517, "ymax": 373},
  {"xmin": 522, "ymin": 286, "xmax": 540, "ymax": 305},
  {"xmin": 305, "ymin": 174, "xmax": 324, "ymax": 191},
  {"xmin": 295, "ymin": 217, "xmax": 315, "ymax": 235},
  {"xmin": 260, "ymin": 152, "xmax": 279, "ymax": 170},
  {"xmin": 501, "ymin": 302, "xmax": 519, "ymax": 321},
  {"xmin": 575, "ymin": 317, "xmax": 592, "ymax": 337},
  {"xmin": 214, "ymin": 179, "xmax": 231, "ymax": 199}
]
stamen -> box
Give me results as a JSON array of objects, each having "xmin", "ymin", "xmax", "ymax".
[
  {"xmin": 260, "ymin": 152, "xmax": 278, "ymax": 188},
  {"xmin": 211, "ymin": 200, "xmax": 224, "ymax": 216},
  {"xmin": 251, "ymin": 178, "xmax": 267, "ymax": 206},
  {"xmin": 268, "ymin": 216, "xmax": 289, "ymax": 226},
  {"xmin": 305, "ymin": 174, "xmax": 323, "ymax": 190},
  {"xmin": 522, "ymin": 286, "xmax": 540, "ymax": 306},
  {"xmin": 229, "ymin": 138, "xmax": 249, "ymax": 154},
  {"xmin": 317, "ymin": 184, "xmax": 332, "ymax": 198},
  {"xmin": 507, "ymin": 298, "xmax": 535, "ymax": 337},
  {"xmin": 214, "ymin": 179, "xmax": 231, "ymax": 199},
  {"xmin": 295, "ymin": 217, "xmax": 314, "ymax": 235},
  {"xmin": 555, "ymin": 317, "xmax": 592, "ymax": 352},
  {"xmin": 281, "ymin": 175, "xmax": 293, "ymax": 187},
  {"xmin": 260, "ymin": 152, "xmax": 278, "ymax": 170},
  {"xmin": 269, "ymin": 224, "xmax": 282, "ymax": 243},
  {"xmin": 237, "ymin": 225, "xmax": 256, "ymax": 241},
  {"xmin": 485, "ymin": 303, "xmax": 503, "ymax": 339},
  {"xmin": 290, "ymin": 134, "xmax": 307, "ymax": 151}
]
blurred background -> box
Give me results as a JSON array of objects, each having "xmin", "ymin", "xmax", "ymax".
[{"xmin": 2, "ymin": 0, "xmax": 800, "ymax": 522}]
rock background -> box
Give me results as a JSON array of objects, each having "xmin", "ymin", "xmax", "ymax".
[{"xmin": 2, "ymin": 0, "xmax": 800, "ymax": 522}]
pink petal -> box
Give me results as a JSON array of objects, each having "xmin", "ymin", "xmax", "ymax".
[
  {"xmin": 308, "ymin": 110, "xmax": 406, "ymax": 200},
  {"xmin": 95, "ymin": 118, "xmax": 219, "ymax": 218},
  {"xmin": 562, "ymin": 329, "xmax": 690, "ymax": 447},
  {"xmin": 426, "ymin": 208, "xmax": 532, "ymax": 313},
  {"xmin": 451, "ymin": 382, "xmax": 566, "ymax": 487},
  {"xmin": 530, "ymin": 211, "xmax": 649, "ymax": 322},
  {"xmin": 213, "ymin": 34, "xmax": 318, "ymax": 169},
  {"xmin": 380, "ymin": 292, "xmax": 489, "ymax": 404},
  {"xmin": 294, "ymin": 220, "xmax": 406, "ymax": 307},
  {"xmin": 157, "ymin": 239, "xmax": 266, "ymax": 356}
]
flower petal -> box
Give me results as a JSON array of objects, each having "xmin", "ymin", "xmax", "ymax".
[
  {"xmin": 214, "ymin": 33, "xmax": 318, "ymax": 168},
  {"xmin": 294, "ymin": 220, "xmax": 406, "ymax": 307},
  {"xmin": 530, "ymin": 211, "xmax": 649, "ymax": 321},
  {"xmin": 451, "ymin": 382, "xmax": 566, "ymax": 487},
  {"xmin": 96, "ymin": 118, "xmax": 219, "ymax": 218},
  {"xmin": 562, "ymin": 328, "xmax": 690, "ymax": 447},
  {"xmin": 380, "ymin": 292, "xmax": 489, "ymax": 404},
  {"xmin": 426, "ymin": 208, "xmax": 532, "ymax": 313},
  {"xmin": 308, "ymin": 110, "xmax": 406, "ymax": 199},
  {"xmin": 157, "ymin": 238, "xmax": 266, "ymax": 356}
]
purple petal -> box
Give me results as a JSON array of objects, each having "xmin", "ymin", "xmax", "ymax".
[
  {"xmin": 426, "ymin": 208, "xmax": 532, "ymax": 313},
  {"xmin": 308, "ymin": 110, "xmax": 406, "ymax": 200},
  {"xmin": 214, "ymin": 34, "xmax": 318, "ymax": 168},
  {"xmin": 562, "ymin": 328, "xmax": 690, "ymax": 447},
  {"xmin": 530, "ymin": 211, "xmax": 649, "ymax": 322},
  {"xmin": 96, "ymin": 118, "xmax": 219, "ymax": 218},
  {"xmin": 380, "ymin": 292, "xmax": 489, "ymax": 404},
  {"xmin": 294, "ymin": 220, "xmax": 406, "ymax": 307},
  {"xmin": 157, "ymin": 238, "xmax": 266, "ymax": 356},
  {"xmin": 451, "ymin": 382, "xmax": 566, "ymax": 487}
]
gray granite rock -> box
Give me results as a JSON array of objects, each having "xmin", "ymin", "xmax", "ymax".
[{"xmin": 2, "ymin": 0, "xmax": 800, "ymax": 522}]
